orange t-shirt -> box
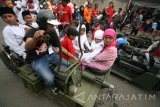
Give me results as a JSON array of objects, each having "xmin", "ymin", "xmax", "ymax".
[
  {"xmin": 5, "ymin": 0, "xmax": 13, "ymax": 8},
  {"xmin": 84, "ymin": 7, "xmax": 92, "ymax": 23}
]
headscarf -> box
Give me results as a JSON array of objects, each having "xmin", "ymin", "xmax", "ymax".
[
  {"xmin": 81, "ymin": 24, "xmax": 86, "ymax": 36},
  {"xmin": 94, "ymin": 30, "xmax": 104, "ymax": 40},
  {"xmin": 103, "ymin": 28, "xmax": 117, "ymax": 49}
]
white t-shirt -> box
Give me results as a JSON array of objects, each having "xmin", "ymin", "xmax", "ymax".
[
  {"xmin": 2, "ymin": 24, "xmax": 26, "ymax": 58},
  {"xmin": 24, "ymin": 22, "xmax": 39, "ymax": 29}
]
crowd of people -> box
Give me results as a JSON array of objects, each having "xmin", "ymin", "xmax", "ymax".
[
  {"xmin": 0, "ymin": 0, "xmax": 160, "ymax": 93},
  {"xmin": 0, "ymin": 0, "xmax": 118, "ymax": 92}
]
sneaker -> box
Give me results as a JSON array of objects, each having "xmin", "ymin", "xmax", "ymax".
[{"xmin": 51, "ymin": 87, "xmax": 59, "ymax": 95}]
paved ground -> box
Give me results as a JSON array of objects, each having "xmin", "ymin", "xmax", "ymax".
[{"xmin": 0, "ymin": 18, "xmax": 160, "ymax": 107}]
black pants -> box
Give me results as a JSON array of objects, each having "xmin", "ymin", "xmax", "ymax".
[
  {"xmin": 130, "ymin": 27, "xmax": 138, "ymax": 36},
  {"xmin": 58, "ymin": 25, "xmax": 63, "ymax": 32},
  {"xmin": 85, "ymin": 22, "xmax": 90, "ymax": 34}
]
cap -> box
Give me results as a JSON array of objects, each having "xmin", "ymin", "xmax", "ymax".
[
  {"xmin": 0, "ymin": 7, "xmax": 15, "ymax": 16},
  {"xmin": 47, "ymin": 19, "xmax": 61, "ymax": 26},
  {"xmin": 67, "ymin": 26, "xmax": 79, "ymax": 36},
  {"xmin": 94, "ymin": 30, "xmax": 104, "ymax": 39}
]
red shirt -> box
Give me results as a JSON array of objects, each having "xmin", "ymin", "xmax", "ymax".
[
  {"xmin": 56, "ymin": 4, "xmax": 72, "ymax": 24},
  {"xmin": 106, "ymin": 7, "xmax": 115, "ymax": 23},
  {"xmin": 151, "ymin": 49, "xmax": 160, "ymax": 57},
  {"xmin": 0, "ymin": 0, "xmax": 3, "ymax": 4},
  {"xmin": 61, "ymin": 36, "xmax": 75, "ymax": 60},
  {"xmin": 91, "ymin": 9, "xmax": 99, "ymax": 17}
]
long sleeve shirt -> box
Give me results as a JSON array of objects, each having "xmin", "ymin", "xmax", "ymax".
[
  {"xmin": 73, "ymin": 35, "xmax": 91, "ymax": 52},
  {"xmin": 75, "ymin": 24, "xmax": 91, "ymax": 52},
  {"xmin": 2, "ymin": 24, "xmax": 26, "ymax": 58},
  {"xmin": 82, "ymin": 41, "xmax": 104, "ymax": 63},
  {"xmin": 85, "ymin": 46, "xmax": 117, "ymax": 71}
]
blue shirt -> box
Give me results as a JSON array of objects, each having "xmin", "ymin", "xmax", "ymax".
[
  {"xmin": 116, "ymin": 38, "xmax": 128, "ymax": 47},
  {"xmin": 152, "ymin": 22, "xmax": 157, "ymax": 30}
]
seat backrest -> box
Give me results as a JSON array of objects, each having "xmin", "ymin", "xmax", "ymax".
[
  {"xmin": 2, "ymin": 44, "xmax": 11, "ymax": 55},
  {"xmin": 86, "ymin": 67, "xmax": 110, "ymax": 75}
]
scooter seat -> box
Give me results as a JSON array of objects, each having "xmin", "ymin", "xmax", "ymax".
[
  {"xmin": 86, "ymin": 67, "xmax": 110, "ymax": 75},
  {"xmin": 2, "ymin": 44, "xmax": 11, "ymax": 55}
]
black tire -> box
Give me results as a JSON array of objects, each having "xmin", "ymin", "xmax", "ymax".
[{"xmin": 0, "ymin": 51, "xmax": 11, "ymax": 69}]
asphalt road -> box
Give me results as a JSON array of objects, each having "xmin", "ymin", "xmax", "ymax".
[{"xmin": 0, "ymin": 18, "xmax": 160, "ymax": 107}]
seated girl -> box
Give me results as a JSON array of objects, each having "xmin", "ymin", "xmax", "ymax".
[
  {"xmin": 82, "ymin": 30, "xmax": 104, "ymax": 63},
  {"xmin": 81, "ymin": 29, "xmax": 117, "ymax": 71},
  {"xmin": 73, "ymin": 24, "xmax": 92, "ymax": 57}
]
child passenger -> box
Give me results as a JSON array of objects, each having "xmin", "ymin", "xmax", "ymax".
[
  {"xmin": 22, "ymin": 10, "xmax": 38, "ymax": 29},
  {"xmin": 0, "ymin": 7, "xmax": 26, "ymax": 59},
  {"xmin": 91, "ymin": 30, "xmax": 104, "ymax": 50},
  {"xmin": 73, "ymin": 24, "xmax": 92, "ymax": 57},
  {"xmin": 82, "ymin": 29, "xmax": 117, "ymax": 71},
  {"xmin": 61, "ymin": 26, "xmax": 79, "ymax": 61},
  {"xmin": 82, "ymin": 30, "xmax": 104, "ymax": 63}
]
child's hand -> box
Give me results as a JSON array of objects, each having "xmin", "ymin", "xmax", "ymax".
[
  {"xmin": 89, "ymin": 49, "xmax": 93, "ymax": 52},
  {"xmin": 73, "ymin": 56, "xmax": 78, "ymax": 61},
  {"xmin": 81, "ymin": 59, "xmax": 87, "ymax": 63},
  {"xmin": 141, "ymin": 49, "xmax": 149, "ymax": 53}
]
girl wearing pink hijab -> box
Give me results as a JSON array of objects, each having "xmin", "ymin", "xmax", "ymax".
[{"xmin": 82, "ymin": 28, "xmax": 117, "ymax": 71}]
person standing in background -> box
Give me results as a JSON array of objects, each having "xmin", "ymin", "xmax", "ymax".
[
  {"xmin": 78, "ymin": 5, "xmax": 85, "ymax": 24},
  {"xmin": 56, "ymin": 0, "xmax": 72, "ymax": 24},
  {"xmin": 105, "ymin": 2, "xmax": 115, "ymax": 23},
  {"xmin": 91, "ymin": 3, "xmax": 100, "ymax": 21},
  {"xmin": 84, "ymin": 2, "xmax": 92, "ymax": 35},
  {"xmin": 67, "ymin": 0, "xmax": 74, "ymax": 15},
  {"xmin": 56, "ymin": 0, "xmax": 72, "ymax": 31}
]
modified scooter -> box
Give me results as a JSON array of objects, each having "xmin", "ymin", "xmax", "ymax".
[
  {"xmin": 112, "ymin": 44, "xmax": 160, "ymax": 91},
  {"xmin": 0, "ymin": 24, "xmax": 113, "ymax": 107}
]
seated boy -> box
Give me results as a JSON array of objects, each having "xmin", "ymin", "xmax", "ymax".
[
  {"xmin": 61, "ymin": 26, "xmax": 79, "ymax": 61},
  {"xmin": 0, "ymin": 7, "xmax": 26, "ymax": 59},
  {"xmin": 22, "ymin": 10, "xmax": 38, "ymax": 29}
]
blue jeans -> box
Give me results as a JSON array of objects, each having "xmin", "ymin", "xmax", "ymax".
[{"xmin": 31, "ymin": 53, "xmax": 70, "ymax": 88}]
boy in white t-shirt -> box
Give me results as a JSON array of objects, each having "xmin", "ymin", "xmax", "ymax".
[
  {"xmin": 0, "ymin": 7, "xmax": 26, "ymax": 58},
  {"xmin": 22, "ymin": 10, "xmax": 38, "ymax": 29}
]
